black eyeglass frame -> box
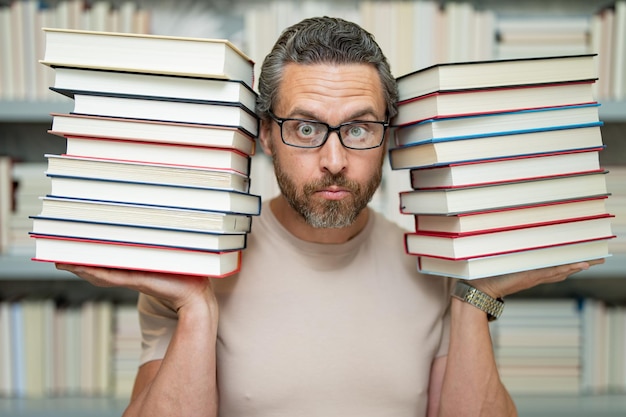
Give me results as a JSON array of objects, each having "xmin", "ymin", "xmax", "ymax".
[{"xmin": 268, "ymin": 110, "xmax": 389, "ymax": 150}]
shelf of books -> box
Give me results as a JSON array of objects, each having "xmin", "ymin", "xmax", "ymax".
[
  {"xmin": 0, "ymin": 395, "xmax": 625, "ymax": 417},
  {"xmin": 0, "ymin": 0, "xmax": 625, "ymax": 415}
]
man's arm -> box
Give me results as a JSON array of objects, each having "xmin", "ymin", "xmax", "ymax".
[
  {"xmin": 429, "ymin": 259, "xmax": 605, "ymax": 417},
  {"xmin": 437, "ymin": 297, "xmax": 516, "ymax": 417},
  {"xmin": 56, "ymin": 264, "xmax": 219, "ymax": 417}
]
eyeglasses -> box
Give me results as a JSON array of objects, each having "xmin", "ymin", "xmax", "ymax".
[{"xmin": 268, "ymin": 111, "xmax": 389, "ymax": 150}]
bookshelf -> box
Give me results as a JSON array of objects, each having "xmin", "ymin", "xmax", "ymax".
[
  {"xmin": 0, "ymin": 0, "xmax": 625, "ymax": 415},
  {"xmin": 1, "ymin": 394, "xmax": 625, "ymax": 417},
  {"xmin": 0, "ymin": 397, "xmax": 128, "ymax": 417},
  {"xmin": 0, "ymin": 100, "xmax": 73, "ymax": 122}
]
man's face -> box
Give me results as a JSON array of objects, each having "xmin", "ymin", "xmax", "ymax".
[{"xmin": 260, "ymin": 63, "xmax": 388, "ymax": 228}]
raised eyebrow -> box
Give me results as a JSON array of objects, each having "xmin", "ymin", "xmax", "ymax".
[{"xmin": 289, "ymin": 108, "xmax": 380, "ymax": 123}]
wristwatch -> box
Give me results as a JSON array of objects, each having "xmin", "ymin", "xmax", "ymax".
[{"xmin": 451, "ymin": 281, "xmax": 504, "ymax": 321}]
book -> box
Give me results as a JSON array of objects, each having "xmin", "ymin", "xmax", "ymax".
[
  {"xmin": 395, "ymin": 54, "xmax": 597, "ymax": 101},
  {"xmin": 0, "ymin": 156, "xmax": 12, "ymax": 253},
  {"xmin": 22, "ymin": 299, "xmax": 46, "ymax": 398},
  {"xmin": 496, "ymin": 17, "xmax": 590, "ymax": 64},
  {"xmin": 41, "ymin": 28, "xmax": 255, "ymax": 88},
  {"xmin": 30, "ymin": 217, "xmax": 247, "ymax": 252},
  {"xmin": 10, "ymin": 162, "xmax": 49, "ymax": 254},
  {"xmin": 50, "ymin": 66, "xmax": 257, "ymax": 113},
  {"xmin": 31, "ymin": 234, "xmax": 242, "ymax": 278},
  {"xmin": 413, "ymin": 196, "xmax": 610, "ymax": 235},
  {"xmin": 53, "ymin": 88, "xmax": 259, "ymax": 137},
  {"xmin": 45, "ymin": 154, "xmax": 251, "ymax": 193},
  {"xmin": 0, "ymin": 301, "xmax": 12, "ymax": 396},
  {"xmin": 38, "ymin": 196, "xmax": 252, "ymax": 234},
  {"xmin": 93, "ymin": 300, "xmax": 113, "ymax": 396},
  {"xmin": 408, "ymin": 148, "xmax": 603, "ymax": 189},
  {"xmin": 62, "ymin": 135, "xmax": 252, "ymax": 176},
  {"xmin": 393, "ymin": 80, "xmax": 596, "ymax": 126},
  {"xmin": 394, "ymin": 103, "xmax": 600, "ymax": 147},
  {"xmin": 388, "ymin": 124, "xmax": 603, "ymax": 170},
  {"xmin": 416, "ymin": 237, "xmax": 613, "ymax": 279},
  {"xmin": 47, "ymin": 174, "xmax": 262, "ymax": 215},
  {"xmin": 50, "ymin": 113, "xmax": 256, "ymax": 156},
  {"xmin": 399, "ymin": 171, "xmax": 609, "ymax": 215},
  {"xmin": 405, "ymin": 214, "xmax": 614, "ymax": 259}
]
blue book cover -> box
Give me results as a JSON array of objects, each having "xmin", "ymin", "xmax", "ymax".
[{"xmin": 394, "ymin": 104, "xmax": 602, "ymax": 146}]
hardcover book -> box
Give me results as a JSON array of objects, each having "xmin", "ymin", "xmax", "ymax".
[
  {"xmin": 416, "ymin": 238, "xmax": 613, "ymax": 279},
  {"xmin": 394, "ymin": 103, "xmax": 600, "ymax": 147},
  {"xmin": 30, "ymin": 217, "xmax": 248, "ymax": 252},
  {"xmin": 54, "ymin": 88, "xmax": 259, "ymax": 137},
  {"xmin": 41, "ymin": 28, "xmax": 255, "ymax": 88},
  {"xmin": 393, "ymin": 80, "xmax": 596, "ymax": 126},
  {"xmin": 38, "ymin": 197, "xmax": 253, "ymax": 234},
  {"xmin": 31, "ymin": 234, "xmax": 243, "ymax": 278},
  {"xmin": 405, "ymin": 215, "xmax": 614, "ymax": 259},
  {"xmin": 47, "ymin": 174, "xmax": 262, "ymax": 215},
  {"xmin": 45, "ymin": 154, "xmax": 251, "ymax": 193},
  {"xmin": 50, "ymin": 113, "xmax": 256, "ymax": 156},
  {"xmin": 408, "ymin": 148, "xmax": 602, "ymax": 189},
  {"xmin": 399, "ymin": 171, "xmax": 609, "ymax": 215},
  {"xmin": 389, "ymin": 124, "xmax": 603, "ymax": 170},
  {"xmin": 413, "ymin": 196, "xmax": 609, "ymax": 235},
  {"xmin": 396, "ymin": 54, "xmax": 597, "ymax": 101},
  {"xmin": 51, "ymin": 66, "xmax": 257, "ymax": 113},
  {"xmin": 62, "ymin": 135, "xmax": 252, "ymax": 175}
]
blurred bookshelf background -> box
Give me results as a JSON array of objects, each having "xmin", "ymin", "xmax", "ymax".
[{"xmin": 0, "ymin": 1, "xmax": 625, "ymax": 416}]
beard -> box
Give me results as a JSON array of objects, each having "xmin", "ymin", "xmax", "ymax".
[{"xmin": 272, "ymin": 151, "xmax": 384, "ymax": 229}]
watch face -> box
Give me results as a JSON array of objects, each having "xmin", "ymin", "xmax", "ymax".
[{"xmin": 453, "ymin": 281, "xmax": 504, "ymax": 321}]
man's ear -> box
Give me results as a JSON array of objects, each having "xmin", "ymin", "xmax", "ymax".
[{"xmin": 258, "ymin": 118, "xmax": 274, "ymax": 157}]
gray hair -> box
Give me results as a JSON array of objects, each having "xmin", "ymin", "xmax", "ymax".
[{"xmin": 256, "ymin": 16, "xmax": 398, "ymax": 121}]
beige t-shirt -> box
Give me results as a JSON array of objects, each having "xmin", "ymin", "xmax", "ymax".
[{"xmin": 138, "ymin": 202, "xmax": 452, "ymax": 416}]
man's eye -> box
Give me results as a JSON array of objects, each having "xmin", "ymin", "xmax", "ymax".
[
  {"xmin": 348, "ymin": 125, "xmax": 366, "ymax": 137},
  {"xmin": 297, "ymin": 123, "xmax": 318, "ymax": 137}
]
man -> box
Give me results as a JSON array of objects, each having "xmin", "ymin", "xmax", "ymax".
[{"xmin": 57, "ymin": 16, "xmax": 603, "ymax": 417}]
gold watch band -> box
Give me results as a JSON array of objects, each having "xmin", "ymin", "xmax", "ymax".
[{"xmin": 451, "ymin": 281, "xmax": 504, "ymax": 321}]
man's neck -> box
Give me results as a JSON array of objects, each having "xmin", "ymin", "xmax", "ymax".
[{"xmin": 269, "ymin": 196, "xmax": 370, "ymax": 244}]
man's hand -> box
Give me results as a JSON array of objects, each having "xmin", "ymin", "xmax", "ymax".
[
  {"xmin": 55, "ymin": 263, "xmax": 216, "ymax": 313},
  {"xmin": 468, "ymin": 258, "xmax": 606, "ymax": 299}
]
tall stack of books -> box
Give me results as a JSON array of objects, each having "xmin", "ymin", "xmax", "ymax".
[
  {"xmin": 389, "ymin": 54, "xmax": 615, "ymax": 279},
  {"xmin": 30, "ymin": 28, "xmax": 261, "ymax": 278}
]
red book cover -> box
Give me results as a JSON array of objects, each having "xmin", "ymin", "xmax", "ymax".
[
  {"xmin": 413, "ymin": 195, "xmax": 610, "ymax": 233},
  {"xmin": 31, "ymin": 234, "xmax": 242, "ymax": 278},
  {"xmin": 60, "ymin": 134, "xmax": 252, "ymax": 175},
  {"xmin": 404, "ymin": 214, "xmax": 614, "ymax": 260}
]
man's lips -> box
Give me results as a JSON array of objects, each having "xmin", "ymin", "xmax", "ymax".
[{"xmin": 315, "ymin": 186, "xmax": 351, "ymax": 200}]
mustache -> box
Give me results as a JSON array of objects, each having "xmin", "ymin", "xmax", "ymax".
[{"xmin": 303, "ymin": 173, "xmax": 361, "ymax": 193}]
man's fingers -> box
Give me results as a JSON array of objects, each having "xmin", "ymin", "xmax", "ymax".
[{"xmin": 55, "ymin": 263, "xmax": 133, "ymax": 288}]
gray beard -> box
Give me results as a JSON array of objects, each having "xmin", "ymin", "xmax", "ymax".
[{"xmin": 272, "ymin": 154, "xmax": 383, "ymax": 229}]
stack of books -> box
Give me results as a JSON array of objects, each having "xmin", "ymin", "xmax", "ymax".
[
  {"xmin": 389, "ymin": 54, "xmax": 615, "ymax": 279},
  {"xmin": 30, "ymin": 28, "xmax": 261, "ymax": 278}
]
